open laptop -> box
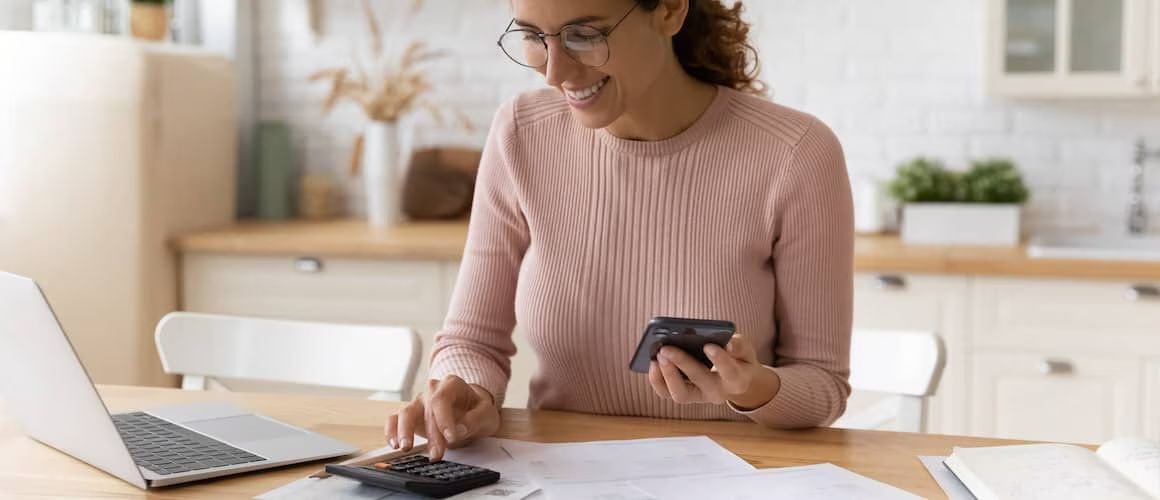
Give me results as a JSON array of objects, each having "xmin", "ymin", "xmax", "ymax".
[{"xmin": 0, "ymin": 271, "xmax": 358, "ymax": 488}]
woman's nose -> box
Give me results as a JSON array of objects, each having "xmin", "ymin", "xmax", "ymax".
[{"xmin": 542, "ymin": 39, "xmax": 582, "ymax": 88}]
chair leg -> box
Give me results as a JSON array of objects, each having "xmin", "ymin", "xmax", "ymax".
[
  {"xmin": 897, "ymin": 396, "xmax": 928, "ymax": 433},
  {"xmin": 181, "ymin": 375, "xmax": 207, "ymax": 391}
]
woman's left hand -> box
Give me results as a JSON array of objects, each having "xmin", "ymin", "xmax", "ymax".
[{"xmin": 648, "ymin": 334, "xmax": 781, "ymax": 410}]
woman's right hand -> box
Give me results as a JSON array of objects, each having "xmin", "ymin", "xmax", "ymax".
[{"xmin": 384, "ymin": 375, "xmax": 501, "ymax": 461}]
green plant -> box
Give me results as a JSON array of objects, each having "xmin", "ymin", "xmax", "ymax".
[
  {"xmin": 887, "ymin": 157, "xmax": 960, "ymax": 203},
  {"xmin": 960, "ymin": 158, "xmax": 1029, "ymax": 203},
  {"xmin": 887, "ymin": 156, "xmax": 1030, "ymax": 204}
]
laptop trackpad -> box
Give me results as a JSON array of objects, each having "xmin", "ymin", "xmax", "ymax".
[{"xmin": 184, "ymin": 415, "xmax": 304, "ymax": 444}]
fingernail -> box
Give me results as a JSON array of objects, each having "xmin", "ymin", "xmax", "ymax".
[
  {"xmin": 443, "ymin": 428, "xmax": 455, "ymax": 441},
  {"xmin": 388, "ymin": 437, "xmax": 397, "ymax": 448},
  {"xmin": 456, "ymin": 424, "xmax": 468, "ymax": 437},
  {"xmin": 401, "ymin": 438, "xmax": 411, "ymax": 449}
]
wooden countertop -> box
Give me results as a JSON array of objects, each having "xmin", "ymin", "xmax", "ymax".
[
  {"xmin": 175, "ymin": 219, "xmax": 1160, "ymax": 281},
  {"xmin": 175, "ymin": 219, "xmax": 471, "ymax": 260},
  {"xmin": 0, "ymin": 385, "xmax": 1026, "ymax": 498}
]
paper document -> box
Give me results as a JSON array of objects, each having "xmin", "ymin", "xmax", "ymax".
[
  {"xmin": 632, "ymin": 463, "xmax": 923, "ymax": 500},
  {"xmin": 919, "ymin": 456, "xmax": 976, "ymax": 500},
  {"xmin": 537, "ymin": 463, "xmax": 921, "ymax": 500},
  {"xmin": 256, "ymin": 438, "xmax": 537, "ymax": 500},
  {"xmin": 501, "ymin": 435, "xmax": 753, "ymax": 485}
]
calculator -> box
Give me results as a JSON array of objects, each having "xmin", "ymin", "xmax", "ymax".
[{"xmin": 325, "ymin": 454, "xmax": 501, "ymax": 498}]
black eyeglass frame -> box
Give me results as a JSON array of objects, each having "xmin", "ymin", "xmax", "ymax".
[{"xmin": 496, "ymin": 1, "xmax": 641, "ymax": 69}]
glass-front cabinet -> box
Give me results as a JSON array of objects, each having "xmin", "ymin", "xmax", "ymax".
[{"xmin": 987, "ymin": 0, "xmax": 1159, "ymax": 97}]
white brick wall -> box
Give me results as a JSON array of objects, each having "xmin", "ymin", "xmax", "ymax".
[{"xmin": 256, "ymin": 0, "xmax": 1160, "ymax": 232}]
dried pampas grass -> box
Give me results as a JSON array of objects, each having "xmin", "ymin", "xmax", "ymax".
[{"xmin": 309, "ymin": 0, "xmax": 471, "ymax": 130}]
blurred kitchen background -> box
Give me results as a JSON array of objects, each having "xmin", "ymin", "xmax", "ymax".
[{"xmin": 2, "ymin": 0, "xmax": 1159, "ymax": 446}]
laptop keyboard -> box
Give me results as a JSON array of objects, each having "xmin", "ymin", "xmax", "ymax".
[{"xmin": 111, "ymin": 412, "xmax": 265, "ymax": 475}]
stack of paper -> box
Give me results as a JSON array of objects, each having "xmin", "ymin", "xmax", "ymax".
[
  {"xmin": 258, "ymin": 435, "xmax": 921, "ymax": 500},
  {"xmin": 500, "ymin": 436, "xmax": 920, "ymax": 500}
]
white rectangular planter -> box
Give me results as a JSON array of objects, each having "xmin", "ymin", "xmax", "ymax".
[{"xmin": 902, "ymin": 203, "xmax": 1021, "ymax": 246}]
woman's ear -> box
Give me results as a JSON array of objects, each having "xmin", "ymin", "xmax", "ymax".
[{"xmin": 654, "ymin": 0, "xmax": 690, "ymax": 37}]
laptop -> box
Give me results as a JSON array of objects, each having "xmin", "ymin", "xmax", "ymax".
[{"xmin": 0, "ymin": 271, "xmax": 358, "ymax": 488}]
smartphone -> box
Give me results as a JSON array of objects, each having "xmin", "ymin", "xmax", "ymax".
[{"xmin": 628, "ymin": 316, "xmax": 736, "ymax": 374}]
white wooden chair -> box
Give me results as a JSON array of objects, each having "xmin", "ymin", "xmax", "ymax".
[
  {"xmin": 155, "ymin": 312, "xmax": 421, "ymax": 401},
  {"xmin": 832, "ymin": 329, "xmax": 946, "ymax": 433}
]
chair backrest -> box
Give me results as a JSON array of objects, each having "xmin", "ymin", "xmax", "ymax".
[
  {"xmin": 833, "ymin": 329, "xmax": 946, "ymax": 433},
  {"xmin": 155, "ymin": 312, "xmax": 421, "ymax": 401}
]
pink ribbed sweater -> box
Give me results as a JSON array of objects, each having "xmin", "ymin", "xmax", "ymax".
[{"xmin": 429, "ymin": 86, "xmax": 853, "ymax": 428}]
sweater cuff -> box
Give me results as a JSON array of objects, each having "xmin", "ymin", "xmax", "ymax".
[
  {"xmin": 727, "ymin": 365, "xmax": 843, "ymax": 428},
  {"xmin": 427, "ymin": 351, "xmax": 510, "ymax": 407}
]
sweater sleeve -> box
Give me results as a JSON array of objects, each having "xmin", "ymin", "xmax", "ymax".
[
  {"xmin": 426, "ymin": 98, "xmax": 529, "ymax": 406},
  {"xmin": 730, "ymin": 117, "xmax": 854, "ymax": 428}
]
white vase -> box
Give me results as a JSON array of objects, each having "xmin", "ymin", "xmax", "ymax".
[{"xmin": 362, "ymin": 120, "xmax": 412, "ymax": 228}]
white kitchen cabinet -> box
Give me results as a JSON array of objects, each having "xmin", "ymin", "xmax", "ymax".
[
  {"xmin": 970, "ymin": 277, "xmax": 1160, "ymax": 442},
  {"xmin": 181, "ymin": 251, "xmax": 1160, "ymax": 442},
  {"xmin": 851, "ymin": 273, "xmax": 971, "ymax": 434},
  {"xmin": 183, "ymin": 254, "xmax": 448, "ymax": 325},
  {"xmin": 970, "ymin": 350, "xmax": 1141, "ymax": 443},
  {"xmin": 986, "ymin": 0, "xmax": 1159, "ymax": 97},
  {"xmin": 971, "ymin": 277, "xmax": 1160, "ymax": 355},
  {"xmin": 183, "ymin": 254, "xmax": 536, "ymax": 408},
  {"xmin": 182, "ymin": 254, "xmax": 452, "ymax": 401}
]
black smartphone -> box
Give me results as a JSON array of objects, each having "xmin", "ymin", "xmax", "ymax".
[{"xmin": 628, "ymin": 316, "xmax": 736, "ymax": 374}]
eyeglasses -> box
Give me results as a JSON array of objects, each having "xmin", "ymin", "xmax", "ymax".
[{"xmin": 497, "ymin": 2, "xmax": 640, "ymax": 69}]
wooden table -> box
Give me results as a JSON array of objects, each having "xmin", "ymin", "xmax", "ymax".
[{"xmin": 0, "ymin": 386, "xmax": 1019, "ymax": 499}]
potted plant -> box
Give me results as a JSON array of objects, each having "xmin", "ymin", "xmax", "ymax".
[
  {"xmin": 309, "ymin": 0, "xmax": 467, "ymax": 228},
  {"xmin": 889, "ymin": 157, "xmax": 1029, "ymax": 246},
  {"xmin": 130, "ymin": 0, "xmax": 169, "ymax": 41}
]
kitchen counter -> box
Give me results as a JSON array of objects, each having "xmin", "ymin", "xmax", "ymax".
[{"xmin": 175, "ymin": 219, "xmax": 1160, "ymax": 281}]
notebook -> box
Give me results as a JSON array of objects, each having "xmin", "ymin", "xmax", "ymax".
[{"xmin": 943, "ymin": 437, "xmax": 1160, "ymax": 500}]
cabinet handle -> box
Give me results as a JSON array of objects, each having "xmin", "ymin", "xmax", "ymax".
[
  {"xmin": 874, "ymin": 275, "xmax": 907, "ymax": 291},
  {"xmin": 1125, "ymin": 284, "xmax": 1160, "ymax": 301},
  {"xmin": 294, "ymin": 257, "xmax": 325, "ymax": 273},
  {"xmin": 1039, "ymin": 359, "xmax": 1074, "ymax": 376}
]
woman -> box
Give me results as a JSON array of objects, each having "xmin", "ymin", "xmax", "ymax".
[{"xmin": 387, "ymin": 0, "xmax": 853, "ymax": 460}]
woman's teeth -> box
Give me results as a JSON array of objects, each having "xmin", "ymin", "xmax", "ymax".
[{"xmin": 566, "ymin": 78, "xmax": 609, "ymax": 101}]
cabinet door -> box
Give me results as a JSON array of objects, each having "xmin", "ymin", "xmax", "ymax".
[
  {"xmin": 987, "ymin": 0, "xmax": 1156, "ymax": 97},
  {"xmin": 971, "ymin": 350, "xmax": 1141, "ymax": 443},
  {"xmin": 182, "ymin": 254, "xmax": 453, "ymax": 400},
  {"xmin": 851, "ymin": 273, "xmax": 970, "ymax": 434}
]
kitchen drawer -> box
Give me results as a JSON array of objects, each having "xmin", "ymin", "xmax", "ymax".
[
  {"xmin": 972, "ymin": 277, "xmax": 1160, "ymax": 354},
  {"xmin": 182, "ymin": 254, "xmax": 450, "ymax": 326},
  {"xmin": 852, "ymin": 273, "xmax": 970, "ymax": 434},
  {"xmin": 970, "ymin": 349, "xmax": 1141, "ymax": 443},
  {"xmin": 854, "ymin": 273, "xmax": 970, "ymax": 331}
]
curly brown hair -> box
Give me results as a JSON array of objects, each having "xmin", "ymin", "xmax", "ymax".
[{"xmin": 638, "ymin": 0, "xmax": 765, "ymax": 95}]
